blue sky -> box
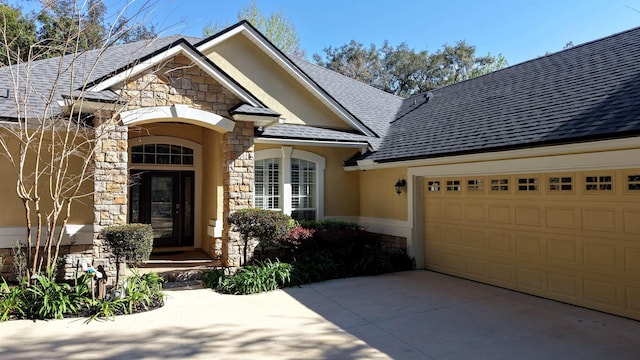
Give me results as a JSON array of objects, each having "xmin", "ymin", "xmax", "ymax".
[{"xmin": 21, "ymin": 0, "xmax": 640, "ymax": 65}]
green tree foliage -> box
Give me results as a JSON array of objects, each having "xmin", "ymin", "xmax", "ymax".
[
  {"xmin": 0, "ymin": 1, "xmax": 37, "ymax": 65},
  {"xmin": 314, "ymin": 39, "xmax": 508, "ymax": 97},
  {"xmin": 202, "ymin": 1, "xmax": 304, "ymax": 57},
  {"xmin": 1, "ymin": 0, "xmax": 157, "ymax": 62}
]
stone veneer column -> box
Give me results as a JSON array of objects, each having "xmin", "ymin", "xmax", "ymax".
[
  {"xmin": 222, "ymin": 121, "xmax": 254, "ymax": 267},
  {"xmin": 91, "ymin": 111, "xmax": 128, "ymax": 279}
]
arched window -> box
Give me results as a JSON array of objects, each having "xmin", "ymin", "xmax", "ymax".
[{"xmin": 255, "ymin": 147, "xmax": 325, "ymax": 221}]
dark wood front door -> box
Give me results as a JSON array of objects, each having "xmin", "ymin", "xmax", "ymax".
[{"xmin": 129, "ymin": 170, "xmax": 194, "ymax": 247}]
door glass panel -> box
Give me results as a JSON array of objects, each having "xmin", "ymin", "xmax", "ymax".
[
  {"xmin": 151, "ymin": 176, "xmax": 174, "ymax": 239},
  {"xmin": 130, "ymin": 180, "xmax": 140, "ymax": 223},
  {"xmin": 184, "ymin": 174, "xmax": 193, "ymax": 238}
]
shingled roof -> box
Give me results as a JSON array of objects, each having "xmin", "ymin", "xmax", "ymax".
[
  {"xmin": 0, "ymin": 35, "xmax": 193, "ymax": 119},
  {"xmin": 365, "ymin": 26, "xmax": 640, "ymax": 163}
]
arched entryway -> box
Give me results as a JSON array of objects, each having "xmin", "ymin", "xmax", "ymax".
[{"xmin": 128, "ymin": 136, "xmax": 202, "ymax": 248}]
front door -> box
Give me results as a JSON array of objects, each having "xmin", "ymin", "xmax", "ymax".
[{"xmin": 129, "ymin": 170, "xmax": 194, "ymax": 247}]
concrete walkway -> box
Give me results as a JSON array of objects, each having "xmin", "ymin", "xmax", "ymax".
[{"xmin": 1, "ymin": 271, "xmax": 639, "ymax": 359}]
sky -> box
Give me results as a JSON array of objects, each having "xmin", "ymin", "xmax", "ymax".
[{"xmin": 18, "ymin": 0, "xmax": 640, "ymax": 65}]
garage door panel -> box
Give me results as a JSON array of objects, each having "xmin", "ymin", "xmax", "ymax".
[
  {"xmin": 547, "ymin": 237, "xmax": 580, "ymax": 265},
  {"xmin": 548, "ymin": 272, "xmax": 579, "ymax": 299},
  {"xmin": 624, "ymin": 248, "xmax": 640, "ymax": 272},
  {"xmin": 546, "ymin": 206, "xmax": 578, "ymax": 230},
  {"xmin": 515, "ymin": 205, "xmax": 543, "ymax": 226},
  {"xmin": 489, "ymin": 232, "xmax": 513, "ymax": 253},
  {"xmin": 582, "ymin": 207, "xmax": 618, "ymax": 232},
  {"xmin": 516, "ymin": 266, "xmax": 545, "ymax": 292},
  {"xmin": 515, "ymin": 234, "xmax": 545, "ymax": 259},
  {"xmin": 465, "ymin": 229, "xmax": 487, "ymax": 250},
  {"xmin": 583, "ymin": 277, "xmax": 619, "ymax": 307},
  {"xmin": 490, "ymin": 262, "xmax": 516, "ymax": 286},
  {"xmin": 583, "ymin": 242, "xmax": 618, "ymax": 270},
  {"xmin": 623, "ymin": 208, "xmax": 640, "ymax": 234},
  {"xmin": 488, "ymin": 204, "xmax": 511, "ymax": 224},
  {"xmin": 423, "ymin": 169, "xmax": 640, "ymax": 320},
  {"xmin": 465, "ymin": 203, "xmax": 486, "ymax": 222},
  {"xmin": 443, "ymin": 202, "xmax": 464, "ymax": 221}
]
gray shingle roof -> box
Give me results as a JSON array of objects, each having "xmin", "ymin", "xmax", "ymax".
[
  {"xmin": 257, "ymin": 123, "xmax": 378, "ymax": 148},
  {"xmin": 231, "ymin": 104, "xmax": 280, "ymax": 117},
  {"xmin": 367, "ymin": 26, "xmax": 640, "ymax": 163},
  {"xmin": 290, "ymin": 57, "xmax": 403, "ymax": 138},
  {"xmin": 0, "ymin": 35, "xmax": 191, "ymax": 119}
]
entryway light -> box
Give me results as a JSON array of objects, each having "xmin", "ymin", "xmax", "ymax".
[{"xmin": 395, "ymin": 179, "xmax": 406, "ymax": 195}]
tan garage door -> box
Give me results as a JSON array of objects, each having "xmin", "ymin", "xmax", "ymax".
[{"xmin": 423, "ymin": 169, "xmax": 640, "ymax": 320}]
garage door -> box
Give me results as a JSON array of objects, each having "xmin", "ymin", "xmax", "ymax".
[{"xmin": 423, "ymin": 169, "xmax": 640, "ymax": 320}]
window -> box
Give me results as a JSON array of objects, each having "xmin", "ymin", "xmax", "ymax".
[
  {"xmin": 490, "ymin": 178, "xmax": 509, "ymax": 192},
  {"xmin": 628, "ymin": 175, "xmax": 640, "ymax": 191},
  {"xmin": 467, "ymin": 179, "xmax": 484, "ymax": 192},
  {"xmin": 131, "ymin": 144, "xmax": 193, "ymax": 165},
  {"xmin": 549, "ymin": 176, "xmax": 572, "ymax": 191},
  {"xmin": 427, "ymin": 180, "xmax": 441, "ymax": 192},
  {"xmin": 517, "ymin": 177, "xmax": 538, "ymax": 191},
  {"xmin": 255, "ymin": 158, "xmax": 281, "ymax": 210},
  {"xmin": 585, "ymin": 175, "xmax": 612, "ymax": 191},
  {"xmin": 255, "ymin": 148, "xmax": 325, "ymax": 221},
  {"xmin": 291, "ymin": 158, "xmax": 316, "ymax": 221},
  {"xmin": 446, "ymin": 179, "xmax": 461, "ymax": 192}
]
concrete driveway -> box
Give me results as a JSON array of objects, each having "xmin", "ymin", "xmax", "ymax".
[{"xmin": 1, "ymin": 271, "xmax": 638, "ymax": 359}]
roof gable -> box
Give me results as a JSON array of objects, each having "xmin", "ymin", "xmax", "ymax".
[{"xmin": 196, "ymin": 21, "xmax": 379, "ymax": 137}]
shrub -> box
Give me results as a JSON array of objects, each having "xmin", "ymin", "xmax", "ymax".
[
  {"xmin": 102, "ymin": 223, "xmax": 154, "ymax": 285},
  {"xmin": 216, "ymin": 260, "xmax": 291, "ymax": 295},
  {"xmin": 202, "ymin": 268, "xmax": 226, "ymax": 289},
  {"xmin": 228, "ymin": 209, "xmax": 292, "ymax": 265}
]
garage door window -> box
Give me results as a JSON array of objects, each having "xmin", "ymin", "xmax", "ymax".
[
  {"xmin": 628, "ymin": 175, "xmax": 640, "ymax": 191},
  {"xmin": 490, "ymin": 178, "xmax": 509, "ymax": 192},
  {"xmin": 427, "ymin": 180, "xmax": 441, "ymax": 192},
  {"xmin": 585, "ymin": 175, "xmax": 612, "ymax": 192},
  {"xmin": 517, "ymin": 177, "xmax": 538, "ymax": 191},
  {"xmin": 446, "ymin": 180, "xmax": 461, "ymax": 192},
  {"xmin": 467, "ymin": 179, "xmax": 484, "ymax": 192},
  {"xmin": 549, "ymin": 176, "xmax": 572, "ymax": 191}
]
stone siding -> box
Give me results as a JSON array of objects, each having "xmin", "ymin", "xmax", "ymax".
[
  {"xmin": 119, "ymin": 54, "xmax": 241, "ymax": 117},
  {"xmin": 222, "ymin": 121, "xmax": 255, "ymax": 266}
]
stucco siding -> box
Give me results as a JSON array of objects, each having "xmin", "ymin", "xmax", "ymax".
[
  {"xmin": 359, "ymin": 167, "xmax": 408, "ymax": 221},
  {"xmin": 204, "ymin": 35, "xmax": 350, "ymax": 130}
]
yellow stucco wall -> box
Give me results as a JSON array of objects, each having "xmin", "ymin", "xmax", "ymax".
[
  {"xmin": 255, "ymin": 144, "xmax": 361, "ymax": 217},
  {"xmin": 358, "ymin": 167, "xmax": 408, "ymax": 221},
  {"xmin": 0, "ymin": 130, "xmax": 94, "ymax": 227},
  {"xmin": 202, "ymin": 128, "xmax": 224, "ymax": 242},
  {"xmin": 203, "ymin": 35, "xmax": 350, "ymax": 130}
]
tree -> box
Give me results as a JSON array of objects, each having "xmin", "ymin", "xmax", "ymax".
[
  {"xmin": 0, "ymin": 0, "xmax": 155, "ymax": 283},
  {"xmin": 203, "ymin": 1, "xmax": 305, "ymax": 57},
  {"xmin": 0, "ymin": 2, "xmax": 37, "ymax": 65},
  {"xmin": 314, "ymin": 40, "xmax": 508, "ymax": 97}
]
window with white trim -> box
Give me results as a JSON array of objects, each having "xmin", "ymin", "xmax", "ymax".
[
  {"xmin": 255, "ymin": 158, "xmax": 281, "ymax": 210},
  {"xmin": 255, "ymin": 148, "xmax": 325, "ymax": 221}
]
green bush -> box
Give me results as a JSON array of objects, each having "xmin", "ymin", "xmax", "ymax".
[
  {"xmin": 202, "ymin": 268, "xmax": 226, "ymax": 289},
  {"xmin": 215, "ymin": 260, "xmax": 291, "ymax": 295},
  {"xmin": 102, "ymin": 223, "xmax": 154, "ymax": 285},
  {"xmin": 228, "ymin": 209, "xmax": 292, "ymax": 265}
]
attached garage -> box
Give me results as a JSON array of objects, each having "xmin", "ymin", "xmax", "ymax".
[{"xmin": 412, "ymin": 147, "xmax": 640, "ymax": 320}]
